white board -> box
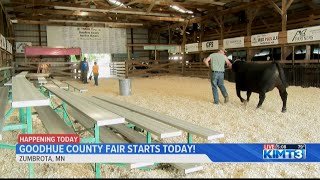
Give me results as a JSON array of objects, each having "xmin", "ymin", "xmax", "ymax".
[
  {"xmin": 287, "ymin": 25, "xmax": 320, "ymax": 43},
  {"xmin": 16, "ymin": 42, "xmax": 32, "ymax": 53},
  {"xmin": 0, "ymin": 34, "xmax": 6, "ymax": 50},
  {"xmin": 251, "ymin": 32, "xmax": 279, "ymax": 46},
  {"xmin": 47, "ymin": 26, "xmax": 127, "ymax": 54},
  {"xmin": 202, "ymin": 40, "xmax": 219, "ymax": 51},
  {"xmin": 185, "ymin": 43, "xmax": 199, "ymax": 52},
  {"xmin": 6, "ymin": 40, "xmax": 10, "ymax": 52},
  {"xmin": 223, "ymin": 37, "xmax": 244, "ymax": 49}
]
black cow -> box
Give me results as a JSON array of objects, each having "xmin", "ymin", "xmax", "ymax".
[{"xmin": 231, "ymin": 60, "xmax": 288, "ymax": 113}]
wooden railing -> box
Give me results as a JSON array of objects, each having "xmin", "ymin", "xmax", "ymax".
[
  {"xmin": 184, "ymin": 62, "xmax": 209, "ymax": 78},
  {"xmin": 125, "ymin": 60, "xmax": 182, "ymax": 77},
  {"xmin": 13, "ymin": 62, "xmax": 81, "ymax": 79},
  {"xmin": 109, "ymin": 62, "xmax": 126, "ymax": 78}
]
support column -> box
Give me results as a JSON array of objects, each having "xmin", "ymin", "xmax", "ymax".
[
  {"xmin": 306, "ymin": 45, "xmax": 311, "ymax": 60},
  {"xmin": 219, "ymin": 16, "xmax": 224, "ymax": 40},
  {"xmin": 181, "ymin": 22, "xmax": 188, "ymax": 76},
  {"xmin": 168, "ymin": 26, "xmax": 171, "ymax": 44},
  {"xmin": 282, "ymin": 0, "xmax": 287, "ymax": 32}
]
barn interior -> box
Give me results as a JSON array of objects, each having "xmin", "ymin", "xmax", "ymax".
[{"xmin": 0, "ymin": 0, "xmax": 320, "ymax": 178}]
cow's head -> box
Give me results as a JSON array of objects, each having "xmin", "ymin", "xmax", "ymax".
[{"xmin": 231, "ymin": 60, "xmax": 245, "ymax": 72}]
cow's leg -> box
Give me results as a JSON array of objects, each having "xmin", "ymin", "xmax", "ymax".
[
  {"xmin": 247, "ymin": 91, "xmax": 252, "ymax": 102},
  {"xmin": 278, "ymin": 87, "xmax": 288, "ymax": 113},
  {"xmin": 257, "ymin": 91, "xmax": 266, "ymax": 109},
  {"xmin": 236, "ymin": 86, "xmax": 246, "ymax": 103}
]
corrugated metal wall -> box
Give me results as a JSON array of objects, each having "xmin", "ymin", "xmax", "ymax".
[
  {"xmin": 119, "ymin": 28, "xmax": 168, "ymax": 61},
  {"xmin": 13, "ymin": 24, "xmax": 50, "ymax": 62},
  {"xmin": 13, "ymin": 25, "xmax": 169, "ymax": 62}
]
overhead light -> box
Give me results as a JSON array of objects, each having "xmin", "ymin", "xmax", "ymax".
[
  {"xmin": 48, "ymin": 19, "xmax": 143, "ymax": 26},
  {"xmin": 11, "ymin": 19, "xmax": 18, "ymax": 23},
  {"xmin": 80, "ymin": 12, "xmax": 88, "ymax": 16},
  {"xmin": 108, "ymin": 0, "xmax": 127, "ymax": 8},
  {"xmin": 169, "ymin": 5, "xmax": 193, "ymax": 14}
]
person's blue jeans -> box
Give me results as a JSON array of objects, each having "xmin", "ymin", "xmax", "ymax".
[
  {"xmin": 94, "ymin": 73, "xmax": 99, "ymax": 86},
  {"xmin": 211, "ymin": 71, "xmax": 228, "ymax": 104}
]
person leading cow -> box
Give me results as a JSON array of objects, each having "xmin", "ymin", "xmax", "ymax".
[{"xmin": 203, "ymin": 47, "xmax": 232, "ymax": 105}]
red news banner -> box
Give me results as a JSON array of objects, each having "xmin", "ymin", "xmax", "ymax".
[{"xmin": 18, "ymin": 134, "xmax": 80, "ymax": 144}]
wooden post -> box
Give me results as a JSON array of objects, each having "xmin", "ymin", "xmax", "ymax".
[
  {"xmin": 281, "ymin": 45, "xmax": 285, "ymax": 61},
  {"xmin": 157, "ymin": 32, "xmax": 160, "ymax": 60},
  {"xmin": 247, "ymin": 10, "xmax": 252, "ymax": 36},
  {"xmin": 282, "ymin": 0, "xmax": 287, "ymax": 32},
  {"xmin": 130, "ymin": 28, "xmax": 134, "ymax": 54},
  {"xmin": 246, "ymin": 8, "xmax": 259, "ymax": 36},
  {"xmin": 181, "ymin": 22, "xmax": 188, "ymax": 76},
  {"xmin": 306, "ymin": 45, "xmax": 311, "ymax": 60},
  {"xmin": 168, "ymin": 26, "xmax": 171, "ymax": 44},
  {"xmin": 200, "ymin": 23, "xmax": 205, "ymax": 60},
  {"xmin": 148, "ymin": 30, "xmax": 152, "ymax": 60},
  {"xmin": 220, "ymin": 16, "xmax": 224, "ymax": 40}
]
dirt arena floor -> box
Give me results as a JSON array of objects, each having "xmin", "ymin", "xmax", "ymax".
[{"xmin": 1, "ymin": 75, "xmax": 320, "ymax": 178}]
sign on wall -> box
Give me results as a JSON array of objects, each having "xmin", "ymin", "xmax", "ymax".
[
  {"xmin": 185, "ymin": 43, "xmax": 199, "ymax": 52},
  {"xmin": 168, "ymin": 46, "xmax": 181, "ymax": 54},
  {"xmin": 202, "ymin": 40, "xmax": 219, "ymax": 51},
  {"xmin": 287, "ymin": 25, "xmax": 320, "ymax": 43},
  {"xmin": 223, "ymin": 37, "xmax": 244, "ymax": 49},
  {"xmin": 0, "ymin": 34, "xmax": 6, "ymax": 50},
  {"xmin": 6, "ymin": 40, "xmax": 10, "ymax": 52},
  {"xmin": 16, "ymin": 42, "xmax": 32, "ymax": 53},
  {"xmin": 47, "ymin": 26, "xmax": 127, "ymax": 54},
  {"xmin": 251, "ymin": 32, "xmax": 279, "ymax": 46}
]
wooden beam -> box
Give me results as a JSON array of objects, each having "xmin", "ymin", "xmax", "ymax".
[
  {"xmin": 156, "ymin": 0, "xmax": 270, "ymax": 32},
  {"xmin": 213, "ymin": 15, "xmax": 221, "ymax": 26},
  {"xmin": 16, "ymin": 19, "xmax": 144, "ymax": 27},
  {"xmin": 13, "ymin": 8, "xmax": 107, "ymax": 17},
  {"xmin": 130, "ymin": 0, "xmax": 173, "ymax": 6},
  {"xmin": 13, "ymin": 8, "xmax": 182, "ymax": 22},
  {"xmin": 219, "ymin": 16, "xmax": 224, "ymax": 40},
  {"xmin": 259, "ymin": 17, "xmax": 270, "ymax": 30},
  {"xmin": 285, "ymin": 0, "xmax": 294, "ymax": 12},
  {"xmin": 282, "ymin": 0, "xmax": 287, "ymax": 31},
  {"xmin": 10, "ymin": 0, "xmax": 87, "ymax": 8},
  {"xmin": 54, "ymin": 6, "xmax": 172, "ymax": 17},
  {"xmin": 267, "ymin": 0, "xmax": 283, "ymax": 15},
  {"xmin": 301, "ymin": 0, "xmax": 320, "ymax": 9},
  {"xmin": 147, "ymin": 0, "xmax": 156, "ymax": 13},
  {"xmin": 133, "ymin": 16, "xmax": 184, "ymax": 22}
]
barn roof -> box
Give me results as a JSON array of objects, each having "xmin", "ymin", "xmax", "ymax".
[{"xmin": 2, "ymin": 0, "xmax": 320, "ymax": 43}]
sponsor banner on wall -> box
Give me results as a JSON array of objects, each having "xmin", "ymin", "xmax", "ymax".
[
  {"xmin": 16, "ymin": 42, "xmax": 32, "ymax": 54},
  {"xmin": 185, "ymin": 43, "xmax": 199, "ymax": 52},
  {"xmin": 6, "ymin": 40, "xmax": 10, "ymax": 52},
  {"xmin": 8, "ymin": 43, "xmax": 12, "ymax": 54},
  {"xmin": 202, "ymin": 40, "xmax": 219, "ymax": 51},
  {"xmin": 0, "ymin": 34, "xmax": 6, "ymax": 50},
  {"xmin": 251, "ymin": 32, "xmax": 279, "ymax": 46},
  {"xmin": 287, "ymin": 25, "xmax": 320, "ymax": 43},
  {"xmin": 223, "ymin": 37, "xmax": 244, "ymax": 49},
  {"xmin": 168, "ymin": 46, "xmax": 181, "ymax": 54},
  {"xmin": 47, "ymin": 26, "xmax": 127, "ymax": 54}
]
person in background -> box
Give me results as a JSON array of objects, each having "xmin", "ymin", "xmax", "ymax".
[
  {"xmin": 80, "ymin": 58, "xmax": 84, "ymax": 81},
  {"xmin": 203, "ymin": 47, "xmax": 232, "ymax": 105},
  {"xmin": 81, "ymin": 57, "xmax": 89, "ymax": 84},
  {"xmin": 92, "ymin": 62, "xmax": 99, "ymax": 86}
]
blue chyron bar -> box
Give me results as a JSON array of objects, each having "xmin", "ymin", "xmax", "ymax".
[{"xmin": 15, "ymin": 143, "xmax": 320, "ymax": 163}]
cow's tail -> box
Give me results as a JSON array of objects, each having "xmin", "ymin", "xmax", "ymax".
[{"xmin": 275, "ymin": 62, "xmax": 289, "ymax": 88}]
